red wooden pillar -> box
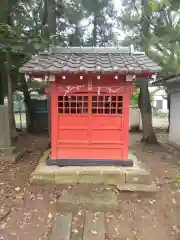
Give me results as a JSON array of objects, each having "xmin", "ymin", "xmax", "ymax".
[
  {"xmin": 50, "ymin": 77, "xmax": 58, "ymax": 160},
  {"xmin": 123, "ymin": 82, "xmax": 131, "ymax": 160}
]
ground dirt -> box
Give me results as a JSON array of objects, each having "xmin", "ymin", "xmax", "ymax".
[{"xmin": 0, "ymin": 132, "xmax": 180, "ymax": 240}]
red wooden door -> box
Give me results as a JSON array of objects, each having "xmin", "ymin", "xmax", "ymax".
[
  {"xmin": 57, "ymin": 94, "xmax": 90, "ymax": 158},
  {"xmin": 56, "ymin": 91, "xmax": 125, "ymax": 160},
  {"xmin": 89, "ymin": 94, "xmax": 124, "ymax": 159}
]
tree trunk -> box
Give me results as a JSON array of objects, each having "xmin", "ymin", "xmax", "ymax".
[
  {"xmin": 7, "ymin": 72, "xmax": 17, "ymax": 140},
  {"xmin": 139, "ymin": 0, "xmax": 157, "ymax": 143},
  {"xmin": 6, "ymin": 51, "xmax": 18, "ymax": 141},
  {"xmin": 7, "ymin": 71, "xmax": 13, "ymax": 143},
  {"xmin": 138, "ymin": 80, "xmax": 157, "ymax": 143},
  {"xmin": 46, "ymin": 0, "xmax": 56, "ymax": 136},
  {"xmin": 21, "ymin": 76, "xmax": 37, "ymax": 133},
  {"xmin": 93, "ymin": 12, "xmax": 97, "ymax": 46},
  {"xmin": 24, "ymin": 95, "xmax": 38, "ymax": 133},
  {"xmin": 0, "ymin": 0, "xmax": 10, "ymax": 105},
  {"xmin": 0, "ymin": 53, "xmax": 6, "ymax": 105},
  {"xmin": 0, "ymin": 71, "xmax": 4, "ymax": 105},
  {"xmin": 167, "ymin": 92, "xmax": 170, "ymax": 133},
  {"xmin": 47, "ymin": 0, "xmax": 56, "ymax": 42}
]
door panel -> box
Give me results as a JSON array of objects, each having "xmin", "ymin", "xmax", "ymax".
[
  {"xmin": 91, "ymin": 129, "xmax": 123, "ymax": 143},
  {"xmin": 58, "ymin": 94, "xmax": 90, "ymax": 143},
  {"xmin": 91, "ymin": 116, "xmax": 122, "ymax": 129},
  {"xmin": 56, "ymin": 143, "xmax": 123, "ymax": 159},
  {"xmin": 57, "ymin": 92, "xmax": 124, "ymax": 160},
  {"xmin": 90, "ymin": 94, "xmax": 123, "ymax": 147}
]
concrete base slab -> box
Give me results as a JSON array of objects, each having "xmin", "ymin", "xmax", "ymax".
[
  {"xmin": 117, "ymin": 183, "xmax": 159, "ymax": 193},
  {"xmin": 30, "ymin": 149, "xmax": 156, "ymax": 193},
  {"xmin": 56, "ymin": 188, "xmax": 118, "ymax": 212},
  {"xmin": 50, "ymin": 213, "xmax": 72, "ymax": 240},
  {"xmin": 0, "ymin": 146, "xmax": 16, "ymax": 156},
  {"xmin": 0, "ymin": 148, "xmax": 27, "ymax": 164},
  {"xmin": 124, "ymin": 168, "xmax": 151, "ymax": 184}
]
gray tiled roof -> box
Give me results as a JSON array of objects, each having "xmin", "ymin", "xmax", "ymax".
[{"xmin": 19, "ymin": 47, "xmax": 162, "ymax": 74}]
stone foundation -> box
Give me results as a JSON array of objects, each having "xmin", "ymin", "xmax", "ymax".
[
  {"xmin": 30, "ymin": 150, "xmax": 157, "ymax": 193},
  {"xmin": 0, "ymin": 148, "xmax": 27, "ymax": 164}
]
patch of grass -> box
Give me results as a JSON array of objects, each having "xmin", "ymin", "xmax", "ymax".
[
  {"xmin": 176, "ymin": 175, "xmax": 180, "ymax": 184},
  {"xmin": 159, "ymin": 113, "xmax": 168, "ymax": 119}
]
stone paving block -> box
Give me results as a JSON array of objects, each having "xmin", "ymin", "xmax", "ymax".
[
  {"xmin": 0, "ymin": 146, "xmax": 16, "ymax": 155},
  {"xmin": 78, "ymin": 170, "xmax": 103, "ymax": 184},
  {"xmin": 57, "ymin": 189, "xmax": 118, "ymax": 212},
  {"xmin": 50, "ymin": 213, "xmax": 72, "ymax": 240},
  {"xmin": 30, "ymin": 175, "xmax": 55, "ymax": 184},
  {"xmin": 125, "ymin": 168, "xmax": 151, "ymax": 185},
  {"xmin": 72, "ymin": 237, "xmax": 82, "ymax": 240},
  {"xmin": 55, "ymin": 166, "xmax": 85, "ymax": 173},
  {"xmin": 39, "ymin": 149, "xmax": 50, "ymax": 162},
  {"xmin": 116, "ymin": 183, "xmax": 159, "ymax": 193},
  {"xmin": 83, "ymin": 212, "xmax": 105, "ymax": 240},
  {"xmin": 102, "ymin": 170, "xmax": 126, "ymax": 185},
  {"xmin": 0, "ymin": 148, "xmax": 27, "ymax": 164},
  {"xmin": 30, "ymin": 170, "xmax": 55, "ymax": 184},
  {"xmin": 55, "ymin": 173, "xmax": 79, "ymax": 184},
  {"xmin": 71, "ymin": 212, "xmax": 85, "ymax": 240},
  {"xmin": 33, "ymin": 164, "xmax": 57, "ymax": 175}
]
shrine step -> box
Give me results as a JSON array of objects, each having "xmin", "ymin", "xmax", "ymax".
[
  {"xmin": 117, "ymin": 183, "xmax": 159, "ymax": 193},
  {"xmin": 50, "ymin": 212, "xmax": 105, "ymax": 240},
  {"xmin": 56, "ymin": 188, "xmax": 119, "ymax": 212}
]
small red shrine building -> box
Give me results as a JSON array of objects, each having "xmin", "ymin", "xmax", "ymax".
[{"xmin": 20, "ymin": 46, "xmax": 161, "ymax": 167}]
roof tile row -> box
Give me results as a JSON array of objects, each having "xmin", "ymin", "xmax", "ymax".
[{"xmin": 19, "ymin": 47, "xmax": 161, "ymax": 74}]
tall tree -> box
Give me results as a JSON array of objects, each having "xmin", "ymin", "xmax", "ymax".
[
  {"xmin": 82, "ymin": 0, "xmax": 117, "ymax": 46},
  {"xmin": 0, "ymin": 0, "xmax": 10, "ymax": 104},
  {"xmin": 120, "ymin": 0, "xmax": 180, "ymax": 143},
  {"xmin": 0, "ymin": 0, "xmax": 22, "ymax": 139},
  {"xmin": 62, "ymin": 0, "xmax": 86, "ymax": 46},
  {"xmin": 138, "ymin": 0, "xmax": 157, "ymax": 143}
]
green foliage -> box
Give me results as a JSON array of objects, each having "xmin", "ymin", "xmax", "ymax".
[
  {"xmin": 149, "ymin": 0, "xmax": 170, "ymax": 12},
  {"xmin": 120, "ymin": 0, "xmax": 180, "ymax": 77},
  {"xmin": 176, "ymin": 174, "xmax": 180, "ymax": 184},
  {"xmin": 130, "ymin": 88, "xmax": 154, "ymax": 106},
  {"xmin": 0, "ymin": 0, "xmax": 118, "ymax": 101},
  {"xmin": 131, "ymin": 89, "xmax": 140, "ymax": 106}
]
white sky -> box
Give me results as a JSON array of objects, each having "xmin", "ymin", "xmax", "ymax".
[
  {"xmin": 113, "ymin": 0, "xmax": 122, "ymax": 10},
  {"xmin": 113, "ymin": 0, "xmax": 125, "ymax": 41},
  {"xmin": 80, "ymin": 0, "xmax": 125, "ymax": 43}
]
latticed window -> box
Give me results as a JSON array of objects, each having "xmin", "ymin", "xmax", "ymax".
[
  {"xmin": 92, "ymin": 95, "xmax": 123, "ymax": 114},
  {"xmin": 58, "ymin": 95, "xmax": 123, "ymax": 115},
  {"xmin": 58, "ymin": 95, "xmax": 89, "ymax": 114}
]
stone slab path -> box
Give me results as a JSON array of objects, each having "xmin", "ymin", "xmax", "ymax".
[
  {"xmin": 50, "ymin": 212, "xmax": 106, "ymax": 240},
  {"xmin": 57, "ymin": 188, "xmax": 119, "ymax": 212},
  {"xmin": 50, "ymin": 213, "xmax": 72, "ymax": 240}
]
